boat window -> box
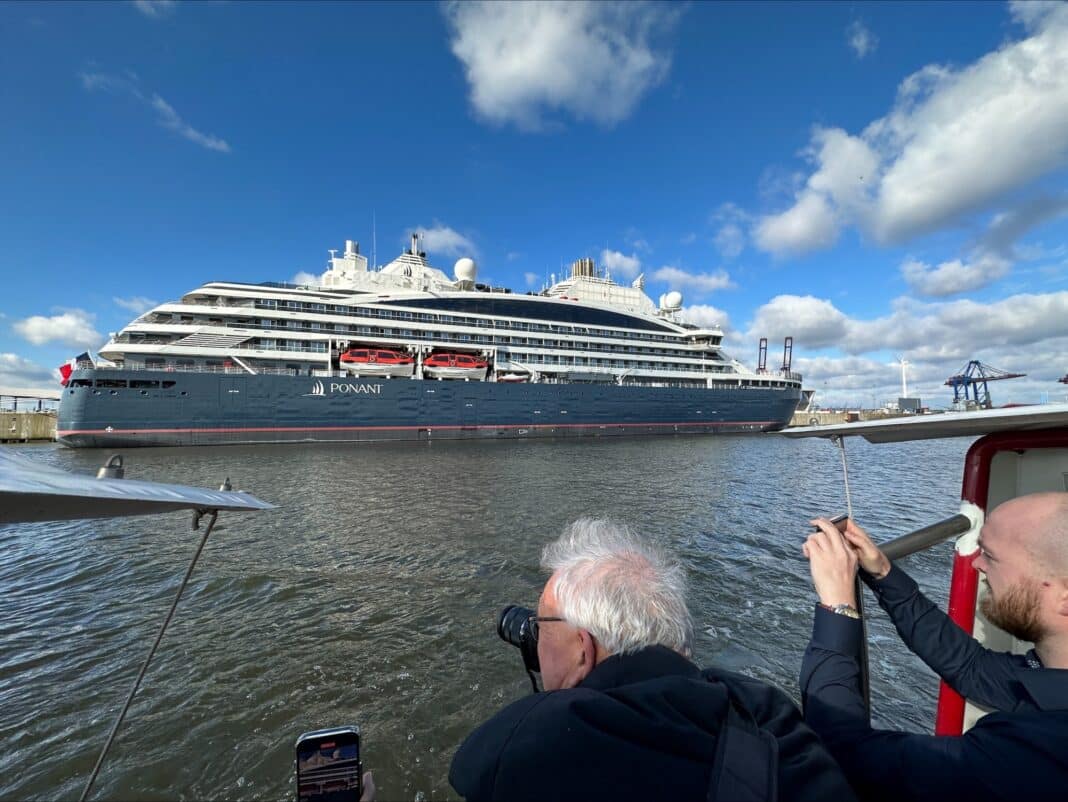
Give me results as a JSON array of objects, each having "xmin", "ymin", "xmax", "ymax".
[
  {"xmin": 70, "ymin": 379, "xmax": 93, "ymax": 387},
  {"xmin": 130, "ymin": 380, "xmax": 160, "ymax": 389},
  {"xmin": 162, "ymin": 380, "xmax": 177, "ymax": 388},
  {"xmin": 96, "ymin": 379, "xmax": 127, "ymax": 388}
]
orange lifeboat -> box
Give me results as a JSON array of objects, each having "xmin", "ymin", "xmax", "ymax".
[{"xmin": 339, "ymin": 348, "xmax": 415, "ymax": 378}]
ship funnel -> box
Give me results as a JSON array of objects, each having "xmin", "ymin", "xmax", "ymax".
[
  {"xmin": 345, "ymin": 240, "xmax": 359, "ymax": 257},
  {"xmin": 410, "ymin": 233, "xmax": 420, "ymax": 255}
]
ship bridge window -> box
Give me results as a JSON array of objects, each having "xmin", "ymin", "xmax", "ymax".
[
  {"xmin": 96, "ymin": 379, "xmax": 127, "ymax": 388},
  {"xmin": 70, "ymin": 378, "xmax": 93, "ymax": 388}
]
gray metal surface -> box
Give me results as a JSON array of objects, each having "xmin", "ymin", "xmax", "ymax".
[{"xmin": 0, "ymin": 451, "xmax": 274, "ymax": 523}]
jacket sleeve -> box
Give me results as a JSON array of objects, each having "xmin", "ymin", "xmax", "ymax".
[
  {"xmin": 449, "ymin": 694, "xmax": 549, "ymax": 801},
  {"xmin": 863, "ymin": 564, "xmax": 1027, "ymax": 710},
  {"xmin": 800, "ymin": 607, "xmax": 1010, "ymax": 801},
  {"xmin": 716, "ymin": 670, "xmax": 858, "ymax": 802}
]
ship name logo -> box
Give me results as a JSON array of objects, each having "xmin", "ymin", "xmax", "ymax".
[{"xmin": 306, "ymin": 381, "xmax": 382, "ymax": 396}]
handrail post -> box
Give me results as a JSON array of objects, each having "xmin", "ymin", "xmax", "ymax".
[{"xmin": 856, "ymin": 513, "xmax": 974, "ymax": 718}]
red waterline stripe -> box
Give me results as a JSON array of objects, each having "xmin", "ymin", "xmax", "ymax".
[{"xmin": 58, "ymin": 420, "xmax": 778, "ymax": 436}]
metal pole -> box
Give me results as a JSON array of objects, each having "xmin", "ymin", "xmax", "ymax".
[{"xmin": 881, "ymin": 514, "xmax": 972, "ymax": 562}]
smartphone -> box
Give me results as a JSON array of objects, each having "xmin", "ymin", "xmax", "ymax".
[
  {"xmin": 296, "ymin": 726, "xmax": 361, "ymax": 802},
  {"xmin": 814, "ymin": 513, "xmax": 849, "ymax": 532}
]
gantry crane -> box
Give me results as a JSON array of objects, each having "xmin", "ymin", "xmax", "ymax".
[{"xmin": 944, "ymin": 361, "xmax": 1025, "ymax": 409}]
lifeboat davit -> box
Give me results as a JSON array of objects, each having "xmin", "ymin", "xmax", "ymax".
[
  {"xmin": 339, "ymin": 348, "xmax": 415, "ymax": 378},
  {"xmin": 423, "ymin": 352, "xmax": 488, "ymax": 381}
]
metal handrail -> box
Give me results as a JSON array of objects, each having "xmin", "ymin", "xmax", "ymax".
[
  {"xmin": 881, "ymin": 514, "xmax": 972, "ymax": 562},
  {"xmin": 854, "ymin": 512, "xmax": 975, "ymax": 718}
]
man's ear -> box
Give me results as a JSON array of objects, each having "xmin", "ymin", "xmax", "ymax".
[
  {"xmin": 576, "ymin": 629, "xmax": 599, "ymax": 673},
  {"xmin": 1055, "ymin": 577, "xmax": 1068, "ymax": 617}
]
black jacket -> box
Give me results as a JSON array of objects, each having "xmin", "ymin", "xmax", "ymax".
[
  {"xmin": 800, "ymin": 564, "xmax": 1068, "ymax": 801},
  {"xmin": 450, "ymin": 645, "xmax": 855, "ymax": 801}
]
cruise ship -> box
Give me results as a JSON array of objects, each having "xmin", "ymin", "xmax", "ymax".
[{"xmin": 56, "ymin": 236, "xmax": 802, "ymax": 447}]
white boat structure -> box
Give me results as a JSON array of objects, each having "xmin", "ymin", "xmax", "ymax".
[
  {"xmin": 57, "ymin": 235, "xmax": 802, "ymax": 447},
  {"xmin": 784, "ymin": 402, "xmax": 1068, "ymax": 734}
]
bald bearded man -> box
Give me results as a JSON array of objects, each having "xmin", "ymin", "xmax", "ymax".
[{"xmin": 800, "ymin": 492, "xmax": 1068, "ymax": 802}]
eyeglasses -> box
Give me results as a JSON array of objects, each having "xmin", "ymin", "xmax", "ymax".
[{"xmin": 527, "ymin": 614, "xmax": 565, "ymax": 641}]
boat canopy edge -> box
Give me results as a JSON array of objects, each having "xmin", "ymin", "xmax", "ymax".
[
  {"xmin": 0, "ymin": 451, "xmax": 275, "ymax": 524},
  {"xmin": 779, "ymin": 402, "xmax": 1068, "ymax": 444}
]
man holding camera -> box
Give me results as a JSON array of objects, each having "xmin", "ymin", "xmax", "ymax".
[
  {"xmin": 450, "ymin": 518, "xmax": 855, "ymax": 802},
  {"xmin": 801, "ymin": 493, "xmax": 1068, "ymax": 801}
]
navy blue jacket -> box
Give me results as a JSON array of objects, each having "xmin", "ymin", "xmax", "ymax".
[
  {"xmin": 800, "ymin": 564, "xmax": 1068, "ymax": 801},
  {"xmin": 450, "ymin": 645, "xmax": 856, "ymax": 802}
]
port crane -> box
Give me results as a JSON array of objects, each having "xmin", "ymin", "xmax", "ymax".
[{"xmin": 944, "ymin": 360, "xmax": 1025, "ymax": 409}]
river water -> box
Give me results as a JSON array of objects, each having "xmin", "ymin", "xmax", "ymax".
[{"xmin": 0, "ymin": 433, "xmax": 974, "ymax": 801}]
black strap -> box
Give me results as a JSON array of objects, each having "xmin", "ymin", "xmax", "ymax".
[{"xmin": 707, "ymin": 696, "xmax": 779, "ymax": 802}]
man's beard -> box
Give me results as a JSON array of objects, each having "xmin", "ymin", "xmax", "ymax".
[{"xmin": 979, "ymin": 578, "xmax": 1045, "ymax": 644}]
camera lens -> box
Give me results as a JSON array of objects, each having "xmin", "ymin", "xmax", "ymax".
[{"xmin": 497, "ymin": 604, "xmax": 540, "ymax": 673}]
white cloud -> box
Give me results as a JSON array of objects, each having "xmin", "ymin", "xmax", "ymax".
[
  {"xmin": 709, "ymin": 202, "xmax": 750, "ymax": 259},
  {"xmin": 13, "ymin": 309, "xmax": 103, "ymax": 348},
  {"xmin": 524, "ymin": 272, "xmax": 540, "ymax": 287},
  {"xmin": 680, "ymin": 304, "xmax": 730, "ymax": 331},
  {"xmin": 443, "ymin": 1, "xmax": 680, "ymax": 130},
  {"xmin": 149, "ymin": 95, "xmax": 230, "ymax": 152},
  {"xmin": 754, "ymin": 191, "xmax": 839, "ymax": 256},
  {"xmin": 755, "ymin": 5, "xmax": 1068, "ymax": 255},
  {"xmin": 745, "ymin": 295, "xmax": 849, "ymax": 349},
  {"xmin": 291, "ymin": 271, "xmax": 321, "ymax": 286},
  {"xmin": 134, "ymin": 0, "xmax": 176, "ymax": 18},
  {"xmin": 746, "ymin": 290, "xmax": 1068, "ymax": 363},
  {"xmin": 113, "ymin": 296, "xmax": 159, "ymax": 314},
  {"xmin": 713, "ymin": 223, "xmax": 745, "ymax": 260},
  {"xmin": 900, "ymin": 193, "xmax": 1068, "ymax": 296},
  {"xmin": 846, "ymin": 20, "xmax": 878, "ymax": 59},
  {"xmin": 900, "ymin": 254, "xmax": 1011, "ymax": 297},
  {"xmin": 600, "ymin": 249, "xmax": 642, "ymax": 279},
  {"xmin": 411, "ymin": 224, "xmax": 477, "ymax": 258},
  {"xmin": 651, "ymin": 265, "xmax": 735, "ymax": 293},
  {"xmin": 79, "ymin": 68, "xmax": 230, "ymax": 152},
  {"xmin": 0, "ymin": 353, "xmax": 61, "ymax": 396},
  {"xmin": 768, "ymin": 289, "xmax": 1068, "ymax": 406}
]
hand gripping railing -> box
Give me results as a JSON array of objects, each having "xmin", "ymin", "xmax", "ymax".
[{"xmin": 853, "ymin": 513, "xmax": 973, "ymax": 718}]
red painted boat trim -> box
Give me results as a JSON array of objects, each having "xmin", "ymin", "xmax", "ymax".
[
  {"xmin": 935, "ymin": 428, "xmax": 1068, "ymax": 736},
  {"xmin": 57, "ymin": 420, "xmax": 778, "ymax": 436}
]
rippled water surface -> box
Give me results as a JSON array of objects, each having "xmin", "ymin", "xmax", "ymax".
[{"xmin": 0, "ymin": 434, "xmax": 974, "ymax": 800}]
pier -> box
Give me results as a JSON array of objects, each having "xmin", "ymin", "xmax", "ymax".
[{"xmin": 1, "ymin": 395, "xmax": 59, "ymax": 443}]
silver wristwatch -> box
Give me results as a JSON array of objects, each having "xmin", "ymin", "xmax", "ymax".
[{"xmin": 820, "ymin": 602, "xmax": 861, "ymax": 619}]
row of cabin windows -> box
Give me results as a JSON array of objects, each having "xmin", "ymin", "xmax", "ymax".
[
  {"xmin": 245, "ymin": 298, "xmax": 709, "ymax": 344},
  {"xmin": 149, "ymin": 315, "xmax": 718, "ymax": 363},
  {"xmin": 74, "ymin": 379, "xmax": 178, "ymax": 389}
]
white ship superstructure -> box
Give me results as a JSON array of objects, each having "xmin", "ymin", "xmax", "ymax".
[{"xmin": 98, "ymin": 235, "xmax": 801, "ymax": 392}]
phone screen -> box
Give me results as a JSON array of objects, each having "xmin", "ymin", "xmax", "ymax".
[{"xmin": 297, "ymin": 728, "xmax": 361, "ymax": 802}]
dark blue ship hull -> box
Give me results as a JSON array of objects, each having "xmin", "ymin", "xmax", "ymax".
[{"xmin": 57, "ymin": 369, "xmax": 801, "ymax": 447}]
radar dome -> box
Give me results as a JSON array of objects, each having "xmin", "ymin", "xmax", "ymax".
[
  {"xmin": 454, "ymin": 257, "xmax": 477, "ymax": 282},
  {"xmin": 663, "ymin": 291, "xmax": 683, "ymax": 310}
]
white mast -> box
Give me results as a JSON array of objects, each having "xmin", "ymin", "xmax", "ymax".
[{"xmin": 897, "ymin": 356, "xmax": 910, "ymax": 398}]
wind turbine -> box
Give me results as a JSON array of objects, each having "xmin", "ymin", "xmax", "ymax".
[{"xmin": 895, "ymin": 355, "xmax": 910, "ymax": 398}]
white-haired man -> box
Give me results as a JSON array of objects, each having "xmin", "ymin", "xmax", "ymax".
[
  {"xmin": 801, "ymin": 492, "xmax": 1068, "ymax": 801},
  {"xmin": 450, "ymin": 518, "xmax": 855, "ymax": 802}
]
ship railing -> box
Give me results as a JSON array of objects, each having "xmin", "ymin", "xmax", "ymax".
[{"xmin": 84, "ymin": 362, "xmax": 301, "ymax": 376}]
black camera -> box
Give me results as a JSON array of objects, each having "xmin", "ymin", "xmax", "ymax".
[{"xmin": 498, "ymin": 604, "xmax": 540, "ymax": 674}]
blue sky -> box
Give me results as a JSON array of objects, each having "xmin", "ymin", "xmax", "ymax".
[{"xmin": 2, "ymin": 0, "xmax": 1066, "ymax": 407}]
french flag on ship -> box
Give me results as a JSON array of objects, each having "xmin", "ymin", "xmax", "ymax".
[{"xmin": 58, "ymin": 352, "xmax": 93, "ymax": 386}]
